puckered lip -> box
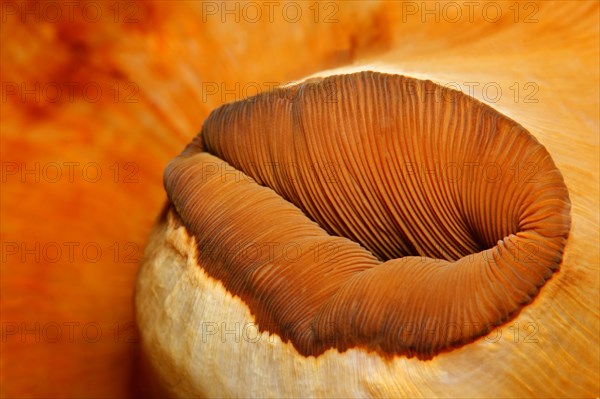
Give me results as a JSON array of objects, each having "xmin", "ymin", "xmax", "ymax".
[{"xmin": 164, "ymin": 71, "xmax": 571, "ymax": 359}]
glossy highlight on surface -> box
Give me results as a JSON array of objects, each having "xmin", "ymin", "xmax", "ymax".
[{"xmin": 163, "ymin": 71, "xmax": 571, "ymax": 358}]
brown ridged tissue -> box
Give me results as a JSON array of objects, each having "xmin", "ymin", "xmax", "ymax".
[{"xmin": 137, "ymin": 71, "xmax": 571, "ymax": 398}]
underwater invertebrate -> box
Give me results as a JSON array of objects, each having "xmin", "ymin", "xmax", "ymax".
[
  {"xmin": 136, "ymin": 71, "xmax": 573, "ymax": 397},
  {"xmin": 2, "ymin": 2, "xmax": 597, "ymax": 398}
]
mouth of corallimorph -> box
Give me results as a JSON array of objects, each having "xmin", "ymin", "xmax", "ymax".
[{"xmin": 163, "ymin": 71, "xmax": 571, "ymax": 359}]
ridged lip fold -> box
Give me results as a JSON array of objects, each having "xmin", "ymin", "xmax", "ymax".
[{"xmin": 163, "ymin": 71, "xmax": 571, "ymax": 359}]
